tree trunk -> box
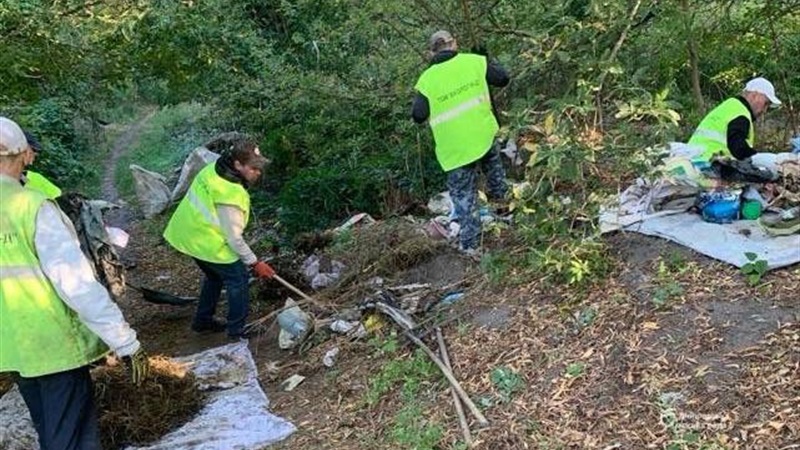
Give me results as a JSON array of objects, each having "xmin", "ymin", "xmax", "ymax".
[{"xmin": 682, "ymin": 0, "xmax": 705, "ymax": 113}]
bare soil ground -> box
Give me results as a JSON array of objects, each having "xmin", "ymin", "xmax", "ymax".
[
  {"xmin": 3, "ymin": 117, "xmax": 798, "ymax": 450},
  {"xmin": 118, "ymin": 219, "xmax": 799, "ymax": 450}
]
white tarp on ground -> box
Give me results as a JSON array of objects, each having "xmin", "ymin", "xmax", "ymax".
[
  {"xmin": 0, "ymin": 342, "xmax": 295, "ymax": 450},
  {"xmin": 600, "ymin": 210, "xmax": 800, "ymax": 270}
]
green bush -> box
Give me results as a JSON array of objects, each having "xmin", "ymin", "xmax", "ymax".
[{"xmin": 277, "ymin": 162, "xmax": 388, "ymax": 236}]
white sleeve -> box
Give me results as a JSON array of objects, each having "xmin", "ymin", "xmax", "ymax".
[
  {"xmin": 217, "ymin": 204, "xmax": 258, "ymax": 265},
  {"xmin": 34, "ymin": 202, "xmax": 140, "ymax": 357}
]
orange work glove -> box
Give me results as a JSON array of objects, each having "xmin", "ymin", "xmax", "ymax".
[{"xmin": 252, "ymin": 261, "xmax": 276, "ymax": 279}]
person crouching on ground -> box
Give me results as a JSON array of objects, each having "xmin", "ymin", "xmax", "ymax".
[
  {"xmin": 0, "ymin": 116, "xmax": 149, "ymax": 450},
  {"xmin": 689, "ymin": 77, "xmax": 781, "ymax": 165},
  {"xmin": 163, "ymin": 138, "xmax": 275, "ymax": 341},
  {"xmin": 412, "ymin": 30, "xmax": 510, "ymax": 257}
]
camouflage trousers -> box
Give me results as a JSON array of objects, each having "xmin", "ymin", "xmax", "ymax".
[{"xmin": 446, "ymin": 141, "xmax": 507, "ymax": 250}]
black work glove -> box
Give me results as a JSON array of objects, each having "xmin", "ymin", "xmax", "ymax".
[{"xmin": 122, "ymin": 348, "xmax": 150, "ymax": 385}]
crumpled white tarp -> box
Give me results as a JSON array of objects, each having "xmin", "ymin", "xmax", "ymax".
[
  {"xmin": 130, "ymin": 164, "xmax": 172, "ymax": 218},
  {"xmin": 601, "ymin": 210, "xmax": 800, "ymax": 270},
  {"xmin": 0, "ymin": 342, "xmax": 295, "ymax": 450},
  {"xmin": 170, "ymin": 147, "xmax": 220, "ymax": 202}
]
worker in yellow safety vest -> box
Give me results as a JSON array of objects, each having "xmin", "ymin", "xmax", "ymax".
[
  {"xmin": 0, "ymin": 116, "xmax": 149, "ymax": 450},
  {"xmin": 163, "ymin": 138, "xmax": 275, "ymax": 341},
  {"xmin": 20, "ymin": 130, "xmax": 62, "ymax": 199},
  {"xmin": 689, "ymin": 77, "xmax": 782, "ymax": 165},
  {"xmin": 412, "ymin": 30, "xmax": 510, "ymax": 257}
]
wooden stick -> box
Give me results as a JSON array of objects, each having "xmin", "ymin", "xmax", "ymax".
[
  {"xmin": 402, "ymin": 330, "xmax": 489, "ymax": 427},
  {"xmin": 272, "ymin": 274, "xmax": 333, "ymax": 312},
  {"xmin": 436, "ymin": 328, "xmax": 473, "ymax": 445},
  {"xmin": 244, "ymin": 298, "xmax": 315, "ymax": 331}
]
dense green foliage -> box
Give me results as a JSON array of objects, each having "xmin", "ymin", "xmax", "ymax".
[{"xmin": 2, "ymin": 0, "xmax": 799, "ymax": 251}]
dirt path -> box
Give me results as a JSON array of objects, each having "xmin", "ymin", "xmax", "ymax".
[{"xmin": 101, "ymin": 110, "xmax": 155, "ymax": 228}]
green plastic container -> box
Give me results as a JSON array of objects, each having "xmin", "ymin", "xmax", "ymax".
[{"xmin": 741, "ymin": 200, "xmax": 763, "ymax": 220}]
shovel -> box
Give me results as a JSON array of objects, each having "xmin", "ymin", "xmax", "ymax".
[{"xmin": 127, "ymin": 283, "xmax": 198, "ymax": 306}]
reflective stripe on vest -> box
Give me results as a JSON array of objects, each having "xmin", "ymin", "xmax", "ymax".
[
  {"xmin": 689, "ymin": 98, "xmax": 755, "ymax": 163},
  {"xmin": 429, "ymin": 93, "xmax": 492, "ymax": 127},
  {"xmin": 186, "ymin": 188, "xmax": 221, "ymax": 226},
  {"xmin": 163, "ymin": 163, "xmax": 250, "ymax": 264},
  {"xmin": 415, "ymin": 53, "xmax": 499, "ymax": 172},
  {"xmin": 0, "ymin": 265, "xmax": 43, "ymax": 279},
  {"xmin": 0, "ymin": 177, "xmax": 108, "ymax": 377}
]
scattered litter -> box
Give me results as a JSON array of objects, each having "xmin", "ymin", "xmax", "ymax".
[
  {"xmin": 372, "ymin": 301, "xmax": 417, "ymax": 332},
  {"xmin": 427, "ymin": 191, "xmax": 453, "ymax": 216},
  {"xmin": 479, "ymin": 206, "xmax": 495, "ymax": 224},
  {"xmin": 155, "ymin": 274, "xmax": 171, "ymax": 281},
  {"xmin": 301, "ymin": 255, "xmax": 345, "ymax": 290},
  {"xmin": 500, "ymin": 139, "xmax": 523, "ymax": 166},
  {"xmin": 439, "ymin": 291, "xmax": 465, "ymax": 307},
  {"xmin": 387, "ymin": 283, "xmax": 431, "ymax": 293},
  {"xmin": 322, "ymin": 347, "xmax": 340, "ymax": 368},
  {"xmin": 329, "ymin": 320, "xmax": 367, "ymax": 338},
  {"xmin": 278, "ymin": 330, "xmax": 295, "ymax": 350},
  {"xmin": 334, "ymin": 213, "xmax": 376, "ymax": 234},
  {"xmin": 424, "ymin": 218, "xmax": 449, "ymax": 240},
  {"xmin": 280, "ymin": 375, "xmax": 306, "ymax": 392},
  {"xmin": 363, "ymin": 314, "xmax": 385, "ymax": 333},
  {"xmin": 330, "ymin": 320, "xmax": 358, "ymax": 334},
  {"xmin": 367, "ymin": 277, "xmax": 384, "ymax": 287},
  {"xmin": 105, "ymin": 227, "xmax": 130, "ymax": 248},
  {"xmin": 400, "ymin": 296, "xmax": 421, "ymax": 314},
  {"xmin": 276, "ymin": 298, "xmax": 311, "ymax": 349}
]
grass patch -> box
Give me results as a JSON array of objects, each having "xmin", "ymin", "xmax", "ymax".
[
  {"xmin": 364, "ymin": 339, "xmax": 445, "ymax": 449},
  {"xmin": 114, "ymin": 102, "xmax": 213, "ymax": 202}
]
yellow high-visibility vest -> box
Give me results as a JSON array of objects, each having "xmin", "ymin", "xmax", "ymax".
[
  {"xmin": 163, "ymin": 163, "xmax": 250, "ymax": 263},
  {"xmin": 415, "ymin": 53, "xmax": 499, "ymax": 171},
  {"xmin": 0, "ymin": 178, "xmax": 107, "ymax": 377},
  {"xmin": 25, "ymin": 170, "xmax": 62, "ymax": 199},
  {"xmin": 689, "ymin": 98, "xmax": 754, "ymax": 163}
]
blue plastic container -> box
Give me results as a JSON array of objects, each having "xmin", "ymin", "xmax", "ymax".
[{"xmin": 700, "ymin": 194, "xmax": 741, "ymax": 224}]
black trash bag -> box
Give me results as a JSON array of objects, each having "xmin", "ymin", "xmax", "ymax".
[
  {"xmin": 56, "ymin": 193, "xmax": 126, "ymax": 300},
  {"xmin": 707, "ymin": 158, "xmax": 779, "ymax": 184}
]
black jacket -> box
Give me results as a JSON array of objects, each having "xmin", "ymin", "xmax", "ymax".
[
  {"xmin": 726, "ymin": 96, "xmax": 758, "ymax": 160},
  {"xmin": 411, "ymin": 51, "xmax": 510, "ymax": 124}
]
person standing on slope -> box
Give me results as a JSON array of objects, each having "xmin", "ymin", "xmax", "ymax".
[
  {"xmin": 0, "ymin": 116, "xmax": 149, "ymax": 450},
  {"xmin": 163, "ymin": 138, "xmax": 275, "ymax": 341},
  {"xmin": 412, "ymin": 30, "xmax": 510, "ymax": 257}
]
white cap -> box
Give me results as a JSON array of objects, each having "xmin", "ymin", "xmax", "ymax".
[
  {"xmin": 744, "ymin": 77, "xmax": 781, "ymax": 105},
  {"xmin": 0, "ymin": 117, "xmax": 30, "ymax": 156}
]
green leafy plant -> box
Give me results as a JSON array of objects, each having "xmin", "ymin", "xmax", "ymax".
[
  {"xmin": 365, "ymin": 349, "xmax": 436, "ymax": 406},
  {"xmin": 390, "ymin": 402, "xmax": 444, "ymax": 450},
  {"xmin": 741, "ymin": 252, "xmax": 768, "ymax": 286},
  {"xmin": 565, "ymin": 362, "xmax": 586, "ymax": 378},
  {"xmin": 490, "ymin": 366, "xmax": 525, "ymax": 402},
  {"xmin": 652, "ymin": 282, "xmax": 685, "ymax": 309}
]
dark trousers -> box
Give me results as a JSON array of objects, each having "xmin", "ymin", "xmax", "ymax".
[
  {"xmin": 193, "ymin": 258, "xmax": 250, "ymax": 337},
  {"xmin": 14, "ymin": 366, "xmax": 100, "ymax": 450},
  {"xmin": 447, "ymin": 141, "xmax": 508, "ymax": 250}
]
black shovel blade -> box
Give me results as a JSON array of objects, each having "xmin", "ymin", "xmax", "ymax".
[{"xmin": 129, "ymin": 284, "xmax": 198, "ymax": 306}]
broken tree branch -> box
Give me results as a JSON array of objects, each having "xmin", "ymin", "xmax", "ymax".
[
  {"xmin": 272, "ymin": 274, "xmax": 334, "ymax": 312},
  {"xmin": 402, "ymin": 330, "xmax": 489, "ymax": 427},
  {"xmin": 436, "ymin": 327, "xmax": 473, "ymax": 445}
]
